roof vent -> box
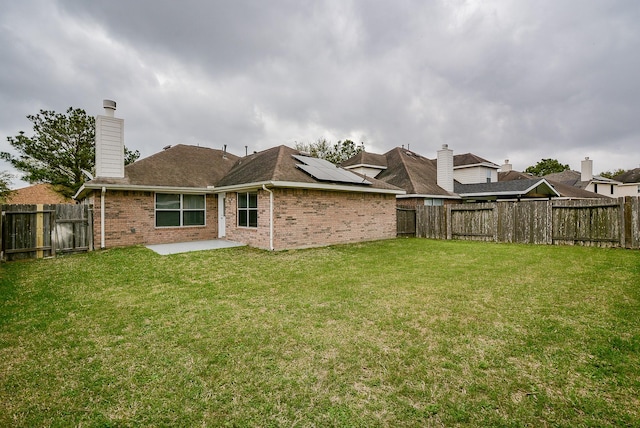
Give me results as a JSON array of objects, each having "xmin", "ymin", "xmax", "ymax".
[{"xmin": 163, "ymin": 145, "xmax": 172, "ymax": 150}]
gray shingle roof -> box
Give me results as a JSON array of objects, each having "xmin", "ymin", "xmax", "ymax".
[
  {"xmin": 340, "ymin": 150, "xmax": 387, "ymax": 168},
  {"xmin": 216, "ymin": 145, "xmax": 401, "ymax": 191},
  {"xmin": 500, "ymin": 170, "xmax": 609, "ymax": 198},
  {"xmin": 374, "ymin": 147, "xmax": 454, "ymax": 197},
  {"xmin": 455, "ymin": 179, "xmax": 559, "ymax": 198},
  {"xmin": 88, "ymin": 144, "xmax": 240, "ymax": 188},
  {"xmin": 453, "ymin": 153, "xmax": 498, "ymax": 168},
  {"xmin": 614, "ymin": 167, "xmax": 640, "ymax": 183}
]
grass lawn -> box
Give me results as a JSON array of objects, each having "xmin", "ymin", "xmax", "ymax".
[{"xmin": 1, "ymin": 238, "xmax": 639, "ymax": 427}]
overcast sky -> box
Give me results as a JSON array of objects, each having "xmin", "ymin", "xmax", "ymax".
[{"xmin": 2, "ymin": 0, "xmax": 639, "ymax": 188}]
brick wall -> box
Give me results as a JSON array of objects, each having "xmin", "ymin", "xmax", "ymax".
[
  {"xmin": 223, "ymin": 190, "xmax": 271, "ymax": 249},
  {"xmin": 224, "ymin": 188, "xmax": 397, "ymax": 250},
  {"xmin": 91, "ymin": 190, "xmax": 218, "ymax": 248}
]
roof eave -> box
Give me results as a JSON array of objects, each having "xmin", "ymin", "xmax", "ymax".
[
  {"xmin": 213, "ymin": 180, "xmax": 405, "ymax": 195},
  {"xmin": 397, "ymin": 193, "xmax": 461, "ymax": 200},
  {"xmin": 76, "ymin": 182, "xmax": 212, "ymax": 198},
  {"xmin": 454, "ymin": 163, "xmax": 500, "ymax": 170},
  {"xmin": 343, "ymin": 164, "xmax": 388, "ymax": 170}
]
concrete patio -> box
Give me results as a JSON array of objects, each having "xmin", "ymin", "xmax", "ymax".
[{"xmin": 146, "ymin": 239, "xmax": 245, "ymax": 255}]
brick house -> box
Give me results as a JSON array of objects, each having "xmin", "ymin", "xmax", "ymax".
[
  {"xmin": 75, "ymin": 100, "xmax": 404, "ymax": 250},
  {"xmin": 214, "ymin": 145, "xmax": 401, "ymax": 250}
]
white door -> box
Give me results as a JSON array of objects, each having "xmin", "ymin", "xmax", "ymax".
[{"xmin": 218, "ymin": 193, "xmax": 226, "ymax": 237}]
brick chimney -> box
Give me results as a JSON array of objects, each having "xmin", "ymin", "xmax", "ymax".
[
  {"xmin": 581, "ymin": 157, "xmax": 593, "ymax": 182},
  {"xmin": 437, "ymin": 144, "xmax": 454, "ymax": 193},
  {"xmin": 95, "ymin": 99, "xmax": 124, "ymax": 178}
]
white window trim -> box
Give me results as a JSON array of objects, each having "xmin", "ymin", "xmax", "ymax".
[
  {"xmin": 155, "ymin": 193, "xmax": 206, "ymax": 228},
  {"xmin": 237, "ymin": 192, "xmax": 258, "ymax": 228}
]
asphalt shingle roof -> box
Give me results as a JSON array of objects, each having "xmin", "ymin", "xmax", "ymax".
[
  {"xmin": 5, "ymin": 183, "xmax": 73, "ymax": 204},
  {"xmin": 455, "ymin": 179, "xmax": 556, "ymax": 196},
  {"xmin": 374, "ymin": 147, "xmax": 454, "ymax": 197},
  {"xmin": 216, "ymin": 145, "xmax": 401, "ymax": 191},
  {"xmin": 88, "ymin": 144, "xmax": 240, "ymax": 188},
  {"xmin": 614, "ymin": 168, "xmax": 640, "ymax": 183},
  {"xmin": 501, "ymin": 170, "xmax": 608, "ymax": 198},
  {"xmin": 340, "ymin": 151, "xmax": 388, "ymax": 168},
  {"xmin": 453, "ymin": 153, "xmax": 498, "ymax": 168}
]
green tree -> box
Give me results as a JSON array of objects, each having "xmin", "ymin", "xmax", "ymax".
[
  {"xmin": 1, "ymin": 107, "xmax": 140, "ymax": 198},
  {"xmin": 0, "ymin": 171, "xmax": 13, "ymax": 203},
  {"xmin": 524, "ymin": 158, "xmax": 570, "ymax": 176},
  {"xmin": 294, "ymin": 138, "xmax": 363, "ymax": 165},
  {"xmin": 599, "ymin": 169, "xmax": 626, "ymax": 179}
]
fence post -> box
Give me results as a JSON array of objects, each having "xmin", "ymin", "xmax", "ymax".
[
  {"xmin": 36, "ymin": 204, "xmax": 44, "ymax": 258},
  {"xmin": 87, "ymin": 205, "xmax": 94, "ymax": 251},
  {"xmin": 619, "ymin": 197, "xmax": 626, "ymax": 248},
  {"xmin": 492, "ymin": 201, "xmax": 498, "ymax": 242},
  {"xmin": 0, "ymin": 206, "xmax": 3, "ymax": 261},
  {"xmin": 547, "ymin": 200, "xmax": 553, "ymax": 245},
  {"xmin": 446, "ymin": 204, "xmax": 452, "ymax": 240},
  {"xmin": 50, "ymin": 208, "xmax": 56, "ymax": 257}
]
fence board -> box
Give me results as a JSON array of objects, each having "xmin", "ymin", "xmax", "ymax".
[
  {"xmin": 396, "ymin": 208, "xmax": 416, "ymax": 237},
  {"xmin": 551, "ymin": 199, "xmax": 621, "ymax": 247},
  {"xmin": 412, "ymin": 197, "xmax": 640, "ymax": 249},
  {"xmin": 1, "ymin": 204, "xmax": 93, "ymax": 261},
  {"xmin": 450, "ymin": 203, "xmax": 495, "ymax": 241},
  {"xmin": 416, "ymin": 206, "xmax": 447, "ymax": 239}
]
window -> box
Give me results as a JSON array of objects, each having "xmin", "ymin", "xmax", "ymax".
[
  {"xmin": 155, "ymin": 194, "xmax": 205, "ymax": 227},
  {"xmin": 486, "ymin": 169, "xmax": 492, "ymax": 183},
  {"xmin": 594, "ymin": 183, "xmax": 598, "ymax": 193},
  {"xmin": 237, "ymin": 192, "xmax": 258, "ymax": 227},
  {"xmin": 424, "ymin": 199, "xmax": 444, "ymax": 206},
  {"xmin": 611, "ymin": 185, "xmax": 614, "ymax": 195}
]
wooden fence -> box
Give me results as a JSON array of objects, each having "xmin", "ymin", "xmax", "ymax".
[
  {"xmin": 1, "ymin": 204, "xmax": 93, "ymax": 261},
  {"xmin": 403, "ymin": 197, "xmax": 640, "ymax": 249},
  {"xmin": 396, "ymin": 207, "xmax": 417, "ymax": 237}
]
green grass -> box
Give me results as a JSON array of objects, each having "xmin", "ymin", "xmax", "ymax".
[{"xmin": 1, "ymin": 239, "xmax": 639, "ymax": 427}]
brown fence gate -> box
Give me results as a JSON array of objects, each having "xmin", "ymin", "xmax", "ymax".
[{"xmin": 1, "ymin": 204, "xmax": 93, "ymax": 261}]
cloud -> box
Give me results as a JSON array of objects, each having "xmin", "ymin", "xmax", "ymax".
[{"xmin": 2, "ymin": 0, "xmax": 640, "ymax": 188}]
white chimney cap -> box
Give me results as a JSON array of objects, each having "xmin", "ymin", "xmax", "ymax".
[
  {"xmin": 103, "ymin": 99, "xmax": 116, "ymax": 110},
  {"xmin": 585, "ymin": 156, "xmax": 589, "ymax": 160},
  {"xmin": 442, "ymin": 144, "xmax": 448, "ymax": 149}
]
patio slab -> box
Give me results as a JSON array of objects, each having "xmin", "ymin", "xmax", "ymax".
[{"xmin": 146, "ymin": 239, "xmax": 245, "ymax": 255}]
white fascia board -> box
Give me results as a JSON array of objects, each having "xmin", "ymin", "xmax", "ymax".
[
  {"xmin": 454, "ymin": 162, "xmax": 500, "ymax": 170},
  {"xmin": 212, "ymin": 180, "xmax": 405, "ymax": 195},
  {"xmin": 532, "ymin": 179, "xmax": 561, "ymax": 197},
  {"xmin": 459, "ymin": 180, "xmax": 560, "ymax": 198},
  {"xmin": 343, "ymin": 164, "xmax": 387, "ymax": 170},
  {"xmin": 80, "ymin": 183, "xmax": 211, "ymax": 195},
  {"xmin": 397, "ymin": 193, "xmax": 461, "ymax": 200},
  {"xmin": 591, "ymin": 177, "xmax": 622, "ymax": 184}
]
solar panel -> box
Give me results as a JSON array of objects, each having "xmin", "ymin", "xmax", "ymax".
[{"xmin": 292, "ymin": 155, "xmax": 371, "ymax": 185}]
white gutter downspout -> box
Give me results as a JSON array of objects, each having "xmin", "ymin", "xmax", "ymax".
[
  {"xmin": 262, "ymin": 184, "xmax": 274, "ymax": 251},
  {"xmin": 100, "ymin": 187, "xmax": 106, "ymax": 249}
]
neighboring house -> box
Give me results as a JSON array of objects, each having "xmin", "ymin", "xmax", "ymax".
[
  {"xmin": 75, "ymin": 100, "xmax": 404, "ymax": 250},
  {"xmin": 544, "ymin": 157, "xmax": 621, "ymax": 198},
  {"xmin": 453, "ymin": 152, "xmax": 500, "ymax": 184},
  {"xmin": 343, "ymin": 146, "xmax": 459, "ymax": 206},
  {"xmin": 613, "ymin": 168, "xmax": 640, "ymax": 197},
  {"xmin": 343, "ymin": 145, "xmax": 559, "ymax": 205},
  {"xmin": 498, "ymin": 169, "xmax": 607, "ymax": 199},
  {"xmin": 4, "ymin": 183, "xmax": 74, "ymax": 204}
]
